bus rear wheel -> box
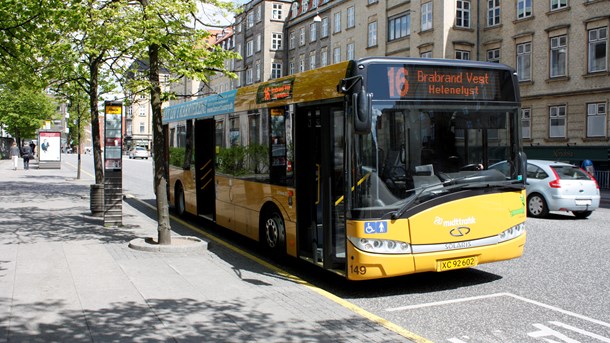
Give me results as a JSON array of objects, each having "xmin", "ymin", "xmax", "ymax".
[
  {"xmin": 175, "ymin": 185, "xmax": 186, "ymax": 217},
  {"xmin": 261, "ymin": 209, "xmax": 286, "ymax": 257}
]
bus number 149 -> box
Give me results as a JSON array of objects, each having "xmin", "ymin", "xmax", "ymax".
[{"xmin": 350, "ymin": 265, "xmax": 367, "ymax": 275}]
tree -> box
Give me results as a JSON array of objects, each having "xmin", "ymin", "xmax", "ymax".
[
  {"xmin": 0, "ymin": 86, "xmax": 57, "ymax": 144},
  {"xmin": 124, "ymin": 0, "xmax": 239, "ymax": 244}
]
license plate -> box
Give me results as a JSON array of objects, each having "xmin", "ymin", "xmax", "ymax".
[
  {"xmin": 575, "ymin": 199, "xmax": 592, "ymax": 206},
  {"xmin": 437, "ymin": 256, "xmax": 478, "ymax": 272}
]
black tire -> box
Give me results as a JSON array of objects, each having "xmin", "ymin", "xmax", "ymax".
[
  {"xmin": 261, "ymin": 209, "xmax": 286, "ymax": 257},
  {"xmin": 573, "ymin": 210, "xmax": 592, "ymax": 219},
  {"xmin": 175, "ymin": 185, "xmax": 186, "ymax": 217},
  {"xmin": 527, "ymin": 193, "xmax": 549, "ymax": 218}
]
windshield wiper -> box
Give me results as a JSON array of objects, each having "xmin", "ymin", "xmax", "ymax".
[
  {"xmin": 386, "ymin": 172, "xmax": 513, "ymax": 220},
  {"xmin": 386, "ymin": 179, "xmax": 452, "ymax": 220}
]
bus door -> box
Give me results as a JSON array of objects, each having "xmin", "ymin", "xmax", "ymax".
[
  {"xmin": 295, "ymin": 105, "xmax": 345, "ymax": 269},
  {"xmin": 195, "ymin": 118, "xmax": 216, "ymax": 220}
]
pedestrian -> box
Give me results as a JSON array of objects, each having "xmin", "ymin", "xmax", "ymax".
[
  {"xmin": 22, "ymin": 142, "xmax": 32, "ymax": 170},
  {"xmin": 29, "ymin": 141, "xmax": 36, "ymax": 158},
  {"xmin": 10, "ymin": 141, "xmax": 20, "ymax": 170}
]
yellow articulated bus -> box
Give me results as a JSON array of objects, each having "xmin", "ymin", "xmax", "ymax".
[{"xmin": 162, "ymin": 57, "xmax": 527, "ymax": 281}]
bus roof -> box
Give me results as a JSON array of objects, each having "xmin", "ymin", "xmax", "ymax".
[{"xmin": 162, "ymin": 57, "xmax": 519, "ymax": 123}]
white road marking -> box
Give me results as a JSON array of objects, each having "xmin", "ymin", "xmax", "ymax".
[{"xmin": 385, "ymin": 292, "xmax": 610, "ymax": 329}]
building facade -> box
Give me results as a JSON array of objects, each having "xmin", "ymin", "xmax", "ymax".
[{"xmin": 227, "ymin": 0, "xmax": 609, "ymax": 172}]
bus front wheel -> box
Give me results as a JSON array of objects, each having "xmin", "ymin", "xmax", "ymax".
[{"xmin": 261, "ymin": 209, "xmax": 286, "ymax": 257}]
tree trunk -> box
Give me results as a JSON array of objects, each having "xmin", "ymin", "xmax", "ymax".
[
  {"xmin": 149, "ymin": 42, "xmax": 172, "ymax": 245},
  {"xmin": 89, "ymin": 57, "xmax": 104, "ymax": 185}
]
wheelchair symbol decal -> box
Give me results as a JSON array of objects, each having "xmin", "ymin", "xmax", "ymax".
[{"xmin": 364, "ymin": 221, "xmax": 388, "ymax": 234}]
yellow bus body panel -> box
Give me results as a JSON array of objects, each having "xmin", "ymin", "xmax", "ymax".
[
  {"xmin": 345, "ymin": 191, "xmax": 527, "ymax": 281},
  {"xmin": 168, "ymin": 165, "xmax": 197, "ymax": 214},
  {"xmin": 215, "ymin": 175, "xmax": 298, "ymax": 257},
  {"xmin": 233, "ymin": 61, "xmax": 349, "ymax": 112}
]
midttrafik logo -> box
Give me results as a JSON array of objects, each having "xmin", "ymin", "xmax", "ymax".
[{"xmin": 434, "ymin": 216, "xmax": 476, "ymax": 227}]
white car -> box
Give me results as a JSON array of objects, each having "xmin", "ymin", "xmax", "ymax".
[
  {"xmin": 490, "ymin": 159, "xmax": 600, "ymax": 218},
  {"xmin": 129, "ymin": 146, "xmax": 149, "ymax": 159}
]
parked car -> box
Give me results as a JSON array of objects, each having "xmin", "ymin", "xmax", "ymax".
[
  {"xmin": 489, "ymin": 159, "xmax": 600, "ymax": 218},
  {"xmin": 129, "ymin": 146, "xmax": 149, "ymax": 159}
]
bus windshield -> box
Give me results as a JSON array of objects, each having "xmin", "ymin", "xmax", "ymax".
[{"xmin": 350, "ymin": 102, "xmax": 523, "ymax": 216}]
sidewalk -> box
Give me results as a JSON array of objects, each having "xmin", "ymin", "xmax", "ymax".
[{"xmin": 0, "ymin": 160, "xmax": 415, "ymax": 343}]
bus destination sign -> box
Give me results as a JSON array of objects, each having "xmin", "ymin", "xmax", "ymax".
[
  {"xmin": 368, "ymin": 64, "xmax": 512, "ymax": 102},
  {"xmin": 257, "ymin": 78, "xmax": 294, "ymax": 104}
]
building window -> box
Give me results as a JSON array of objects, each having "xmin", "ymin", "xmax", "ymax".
[
  {"xmin": 588, "ymin": 27, "xmax": 607, "ymax": 73},
  {"xmin": 517, "ymin": 42, "xmax": 532, "ymax": 81},
  {"xmin": 334, "ymin": 12, "xmax": 341, "ymax": 33},
  {"xmin": 299, "ymin": 55, "xmax": 305, "ymax": 72},
  {"xmin": 289, "ymin": 62, "xmax": 295, "ymax": 75},
  {"xmin": 255, "ymin": 5, "xmax": 261, "ymax": 22},
  {"xmin": 456, "ymin": 1, "xmax": 471, "ymax": 28},
  {"xmin": 321, "ymin": 17, "xmax": 329, "ymax": 38},
  {"xmin": 550, "ymin": 0, "xmax": 567, "ymax": 11},
  {"xmin": 456, "ymin": 50, "xmax": 470, "ymax": 60},
  {"xmin": 272, "ymin": 33, "xmax": 282, "ymax": 50},
  {"xmin": 368, "ymin": 21, "xmax": 378, "ymax": 47},
  {"xmin": 139, "ymin": 105, "xmax": 146, "ymax": 116},
  {"xmin": 368, "ymin": 0, "xmax": 378, "ymax": 4},
  {"xmin": 271, "ymin": 63, "xmax": 282, "ymax": 79},
  {"xmin": 587, "ymin": 103, "xmax": 607, "ymax": 137},
  {"xmin": 421, "ymin": 51, "xmax": 432, "ymax": 58},
  {"xmin": 289, "ymin": 31, "xmax": 295, "ymax": 49},
  {"xmin": 517, "ymin": 0, "xmax": 532, "ymax": 19},
  {"xmin": 347, "ymin": 42, "xmax": 355, "ymax": 60},
  {"xmin": 521, "ymin": 108, "xmax": 531, "ymax": 139},
  {"xmin": 321, "ymin": 47, "xmax": 328, "ymax": 66},
  {"xmin": 310, "ymin": 22, "xmax": 317, "ymax": 42},
  {"xmin": 246, "ymin": 40, "xmax": 253, "ymax": 56},
  {"xmin": 388, "ymin": 13, "xmax": 411, "ymax": 41},
  {"xmin": 254, "ymin": 34, "xmax": 261, "ymax": 52},
  {"xmin": 487, "ymin": 48, "xmax": 500, "ymax": 62},
  {"xmin": 347, "ymin": 6, "xmax": 355, "ymax": 29},
  {"xmin": 421, "ymin": 2, "xmax": 433, "ymax": 31},
  {"xmin": 333, "ymin": 47, "xmax": 341, "ymax": 64},
  {"xmin": 139, "ymin": 122, "xmax": 145, "ymax": 133},
  {"xmin": 549, "ymin": 105, "xmax": 566, "ymax": 138},
  {"xmin": 487, "ymin": 0, "xmax": 500, "ymax": 26},
  {"xmin": 255, "ymin": 60, "xmax": 261, "ymax": 81},
  {"xmin": 299, "ymin": 28, "xmax": 305, "ymax": 46},
  {"xmin": 246, "ymin": 69, "xmax": 253, "ymax": 84},
  {"xmin": 309, "ymin": 52, "xmax": 316, "ymax": 70},
  {"xmin": 302, "ymin": 0, "xmax": 309, "ymax": 13},
  {"xmin": 247, "ymin": 12, "xmax": 254, "ymax": 28},
  {"xmin": 550, "ymin": 35, "xmax": 567, "ymax": 78},
  {"xmin": 272, "ymin": 4, "xmax": 283, "ymax": 20}
]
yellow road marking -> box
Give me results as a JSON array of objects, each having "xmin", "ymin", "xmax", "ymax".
[
  {"xmin": 64, "ymin": 161, "xmax": 95, "ymax": 179},
  {"xmin": 128, "ymin": 196, "xmax": 433, "ymax": 343}
]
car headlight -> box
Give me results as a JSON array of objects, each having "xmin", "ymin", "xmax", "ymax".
[
  {"xmin": 347, "ymin": 236, "xmax": 411, "ymax": 254},
  {"xmin": 498, "ymin": 223, "xmax": 525, "ymax": 243}
]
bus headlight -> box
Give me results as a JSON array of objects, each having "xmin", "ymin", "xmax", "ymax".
[
  {"xmin": 347, "ymin": 236, "xmax": 411, "ymax": 254},
  {"xmin": 498, "ymin": 223, "xmax": 525, "ymax": 243}
]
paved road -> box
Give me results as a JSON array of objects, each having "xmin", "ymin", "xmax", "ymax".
[{"xmin": 60, "ymin": 154, "xmax": 610, "ymax": 342}]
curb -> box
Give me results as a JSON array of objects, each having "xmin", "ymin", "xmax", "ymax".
[{"xmin": 128, "ymin": 236, "xmax": 208, "ymax": 253}]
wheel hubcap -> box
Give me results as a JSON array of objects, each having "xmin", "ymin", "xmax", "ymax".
[
  {"xmin": 529, "ymin": 197, "xmax": 543, "ymax": 215},
  {"xmin": 265, "ymin": 217, "xmax": 279, "ymax": 248}
]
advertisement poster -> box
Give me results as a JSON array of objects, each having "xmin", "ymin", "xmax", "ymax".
[
  {"xmin": 104, "ymin": 101, "xmax": 123, "ymax": 171},
  {"xmin": 38, "ymin": 131, "xmax": 61, "ymax": 162}
]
